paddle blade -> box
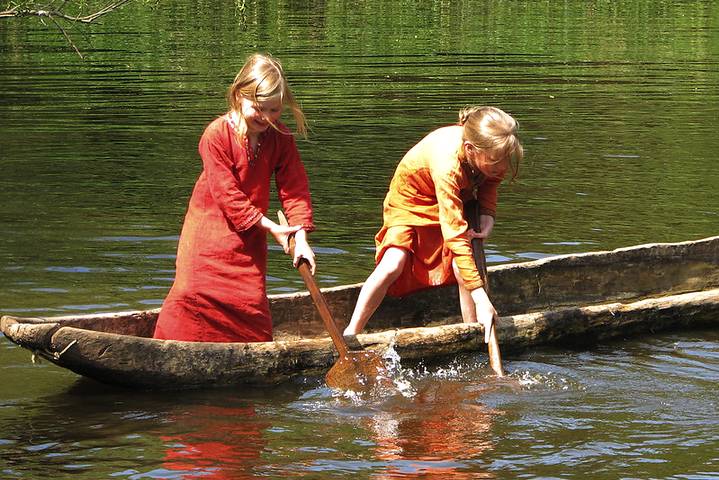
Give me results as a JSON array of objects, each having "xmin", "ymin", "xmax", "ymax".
[{"xmin": 325, "ymin": 350, "xmax": 391, "ymax": 392}]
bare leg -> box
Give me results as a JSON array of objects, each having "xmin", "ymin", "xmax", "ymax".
[
  {"xmin": 344, "ymin": 247, "xmax": 409, "ymax": 335},
  {"xmin": 452, "ymin": 259, "xmax": 477, "ymax": 323}
]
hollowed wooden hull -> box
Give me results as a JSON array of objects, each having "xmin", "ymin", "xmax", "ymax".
[{"xmin": 3, "ymin": 236, "xmax": 718, "ymax": 389}]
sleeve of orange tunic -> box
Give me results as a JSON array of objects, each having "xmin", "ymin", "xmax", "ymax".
[
  {"xmin": 198, "ymin": 121, "xmax": 264, "ymax": 232},
  {"xmin": 274, "ymin": 133, "xmax": 315, "ymax": 232},
  {"xmin": 430, "ymin": 159, "xmax": 484, "ymax": 291}
]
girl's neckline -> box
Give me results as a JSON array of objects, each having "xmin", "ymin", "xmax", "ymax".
[
  {"xmin": 225, "ymin": 112, "xmax": 266, "ymax": 165},
  {"xmin": 244, "ymin": 135, "xmax": 261, "ymax": 165}
]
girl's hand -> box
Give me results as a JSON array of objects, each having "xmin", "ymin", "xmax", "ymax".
[
  {"xmin": 470, "ymin": 287, "xmax": 497, "ymax": 343},
  {"xmin": 259, "ymin": 216, "xmax": 300, "ymax": 253},
  {"xmin": 292, "ymin": 229, "xmax": 316, "ymax": 275}
]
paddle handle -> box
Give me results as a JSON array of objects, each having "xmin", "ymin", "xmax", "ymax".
[
  {"xmin": 471, "ymin": 238, "xmax": 505, "ymax": 377},
  {"xmin": 466, "ymin": 201, "xmax": 505, "ymax": 377},
  {"xmin": 278, "ymin": 211, "xmax": 349, "ymax": 358}
]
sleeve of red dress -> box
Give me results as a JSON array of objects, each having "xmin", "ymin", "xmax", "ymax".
[
  {"xmin": 476, "ymin": 177, "xmax": 500, "ymax": 217},
  {"xmin": 431, "ymin": 165, "xmax": 484, "ymax": 291},
  {"xmin": 274, "ymin": 134, "xmax": 315, "ymax": 232},
  {"xmin": 198, "ymin": 123, "xmax": 263, "ymax": 232}
]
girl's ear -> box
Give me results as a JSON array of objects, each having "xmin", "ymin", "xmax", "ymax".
[{"xmin": 463, "ymin": 141, "xmax": 480, "ymax": 162}]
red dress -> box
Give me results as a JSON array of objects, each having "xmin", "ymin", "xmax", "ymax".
[{"xmin": 153, "ymin": 115, "xmax": 314, "ymax": 343}]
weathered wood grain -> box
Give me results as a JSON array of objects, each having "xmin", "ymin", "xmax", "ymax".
[{"xmin": 2, "ymin": 236, "xmax": 718, "ymax": 389}]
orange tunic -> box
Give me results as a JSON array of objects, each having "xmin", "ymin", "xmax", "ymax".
[
  {"xmin": 377, "ymin": 125, "xmax": 501, "ymax": 297},
  {"xmin": 153, "ymin": 115, "xmax": 314, "ymax": 343}
]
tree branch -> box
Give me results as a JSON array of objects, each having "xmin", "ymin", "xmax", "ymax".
[
  {"xmin": 1, "ymin": 0, "xmax": 132, "ymax": 23},
  {"xmin": 48, "ymin": 12, "xmax": 83, "ymax": 58},
  {"xmin": 1, "ymin": 1, "xmax": 133, "ymax": 58}
]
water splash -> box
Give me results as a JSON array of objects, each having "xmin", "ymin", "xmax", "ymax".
[
  {"xmin": 511, "ymin": 369, "xmax": 584, "ymax": 391},
  {"xmin": 380, "ymin": 343, "xmax": 416, "ymax": 399}
]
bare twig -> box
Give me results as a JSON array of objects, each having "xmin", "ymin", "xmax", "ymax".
[
  {"xmin": 1, "ymin": 1, "xmax": 133, "ymax": 57},
  {"xmin": 48, "ymin": 12, "xmax": 83, "ymax": 58},
  {"xmin": 1, "ymin": 0, "xmax": 132, "ymax": 22}
]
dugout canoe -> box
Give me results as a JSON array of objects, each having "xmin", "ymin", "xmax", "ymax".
[{"xmin": 2, "ymin": 236, "xmax": 719, "ymax": 389}]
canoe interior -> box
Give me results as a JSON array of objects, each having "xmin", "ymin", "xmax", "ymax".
[{"xmin": 3, "ymin": 236, "xmax": 718, "ymax": 341}]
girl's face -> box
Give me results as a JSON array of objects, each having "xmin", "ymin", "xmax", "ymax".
[
  {"xmin": 464, "ymin": 142, "xmax": 508, "ymax": 180},
  {"xmin": 240, "ymin": 96, "xmax": 283, "ymax": 135}
]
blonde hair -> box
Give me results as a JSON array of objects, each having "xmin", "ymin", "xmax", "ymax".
[
  {"xmin": 459, "ymin": 106, "xmax": 523, "ymax": 180},
  {"xmin": 226, "ymin": 53, "xmax": 308, "ymax": 138}
]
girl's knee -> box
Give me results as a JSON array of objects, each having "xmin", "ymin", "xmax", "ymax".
[{"xmin": 378, "ymin": 247, "xmax": 408, "ymax": 277}]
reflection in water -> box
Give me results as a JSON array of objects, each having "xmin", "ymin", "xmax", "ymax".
[
  {"xmin": 158, "ymin": 403, "xmax": 269, "ymax": 480},
  {"xmin": 1, "ymin": 330, "xmax": 717, "ymax": 478},
  {"xmin": 1, "ymin": 1, "xmax": 719, "ymax": 478},
  {"xmin": 367, "ymin": 380, "xmax": 499, "ymax": 479},
  {"xmin": 0, "ymin": 380, "xmax": 278, "ymax": 479}
]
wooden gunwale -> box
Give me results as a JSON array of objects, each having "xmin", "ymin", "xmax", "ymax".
[{"xmin": 2, "ymin": 236, "xmax": 718, "ymax": 389}]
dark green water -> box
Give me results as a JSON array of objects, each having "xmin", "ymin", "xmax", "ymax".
[{"xmin": 1, "ymin": 1, "xmax": 718, "ymax": 478}]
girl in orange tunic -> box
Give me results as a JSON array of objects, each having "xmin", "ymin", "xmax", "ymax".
[
  {"xmin": 344, "ymin": 106, "xmax": 523, "ymax": 342},
  {"xmin": 153, "ymin": 53, "xmax": 315, "ymax": 343}
]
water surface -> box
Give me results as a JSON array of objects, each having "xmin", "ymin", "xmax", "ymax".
[
  {"xmin": 1, "ymin": 1, "xmax": 718, "ymax": 478},
  {"xmin": 1, "ymin": 329, "xmax": 717, "ymax": 478}
]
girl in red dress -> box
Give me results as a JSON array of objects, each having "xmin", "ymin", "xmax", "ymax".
[
  {"xmin": 154, "ymin": 53, "xmax": 315, "ymax": 343},
  {"xmin": 344, "ymin": 106, "xmax": 523, "ymax": 343}
]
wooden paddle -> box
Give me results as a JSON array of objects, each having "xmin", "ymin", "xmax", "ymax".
[
  {"xmin": 277, "ymin": 211, "xmax": 389, "ymax": 391},
  {"xmin": 465, "ymin": 200, "xmax": 505, "ymax": 377}
]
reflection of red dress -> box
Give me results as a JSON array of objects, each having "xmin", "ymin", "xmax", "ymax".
[
  {"xmin": 153, "ymin": 115, "xmax": 314, "ymax": 343},
  {"xmin": 161, "ymin": 404, "xmax": 268, "ymax": 480}
]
